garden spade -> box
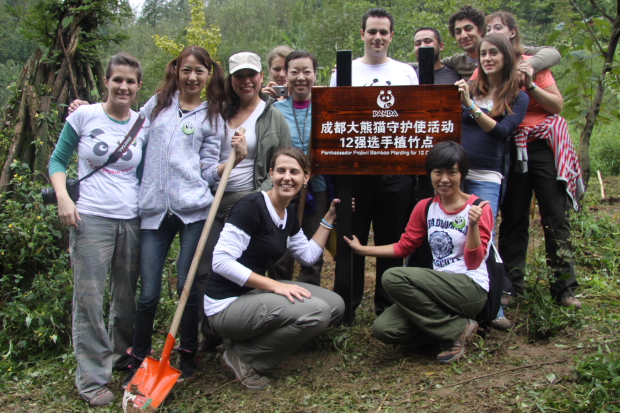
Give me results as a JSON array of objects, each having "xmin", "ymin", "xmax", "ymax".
[{"xmin": 122, "ymin": 128, "xmax": 245, "ymax": 412}]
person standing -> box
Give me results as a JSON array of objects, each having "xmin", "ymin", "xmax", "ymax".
[
  {"xmin": 330, "ymin": 7, "xmax": 418, "ymax": 322},
  {"xmin": 487, "ymin": 11, "xmax": 583, "ymax": 308},
  {"xmin": 413, "ymin": 27, "xmax": 461, "ymax": 85},
  {"xmin": 443, "ymin": 6, "xmax": 561, "ymax": 81},
  {"xmin": 269, "ymin": 50, "xmax": 330, "ymax": 285},
  {"xmin": 48, "ymin": 53, "xmax": 147, "ymax": 407}
]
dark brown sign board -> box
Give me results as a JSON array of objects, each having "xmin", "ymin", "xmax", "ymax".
[{"xmin": 310, "ymin": 85, "xmax": 462, "ymax": 175}]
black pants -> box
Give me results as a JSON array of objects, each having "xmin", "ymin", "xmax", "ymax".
[
  {"xmin": 498, "ymin": 139, "xmax": 578, "ymax": 299},
  {"xmin": 335, "ymin": 175, "xmax": 415, "ymax": 316}
]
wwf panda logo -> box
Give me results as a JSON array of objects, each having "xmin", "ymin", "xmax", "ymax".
[
  {"xmin": 429, "ymin": 231, "xmax": 453, "ymax": 260},
  {"xmin": 377, "ymin": 90, "xmax": 395, "ymax": 109}
]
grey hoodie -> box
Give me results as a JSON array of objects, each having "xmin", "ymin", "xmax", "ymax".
[{"xmin": 138, "ymin": 92, "xmax": 224, "ymax": 229}]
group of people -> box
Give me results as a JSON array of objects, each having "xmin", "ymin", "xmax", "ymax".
[{"xmin": 48, "ymin": 4, "xmax": 583, "ymax": 408}]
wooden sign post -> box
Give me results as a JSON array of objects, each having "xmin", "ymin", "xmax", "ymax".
[{"xmin": 313, "ymin": 80, "xmax": 461, "ymax": 323}]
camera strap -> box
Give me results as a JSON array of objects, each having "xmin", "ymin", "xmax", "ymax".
[{"xmin": 79, "ymin": 113, "xmax": 146, "ymax": 182}]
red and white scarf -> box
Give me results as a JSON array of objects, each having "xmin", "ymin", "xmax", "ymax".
[{"xmin": 513, "ymin": 114, "xmax": 584, "ymax": 210}]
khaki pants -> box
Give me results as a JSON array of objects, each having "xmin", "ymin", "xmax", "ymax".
[
  {"xmin": 209, "ymin": 281, "xmax": 344, "ymax": 372},
  {"xmin": 373, "ymin": 267, "xmax": 486, "ymax": 348}
]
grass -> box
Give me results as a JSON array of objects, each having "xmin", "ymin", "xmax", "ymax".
[{"xmin": 1, "ymin": 178, "xmax": 619, "ymax": 412}]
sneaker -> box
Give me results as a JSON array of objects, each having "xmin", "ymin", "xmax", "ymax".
[
  {"xmin": 222, "ymin": 348, "xmax": 271, "ymax": 390},
  {"xmin": 559, "ymin": 296, "xmax": 582, "ymax": 309},
  {"xmin": 122, "ymin": 350, "xmax": 144, "ymax": 390},
  {"xmin": 177, "ymin": 350, "xmax": 197, "ymax": 382},
  {"xmin": 490, "ymin": 316, "xmax": 512, "ymax": 331},
  {"xmin": 437, "ymin": 319, "xmax": 478, "ymax": 365},
  {"xmin": 84, "ymin": 387, "xmax": 115, "ymax": 407}
]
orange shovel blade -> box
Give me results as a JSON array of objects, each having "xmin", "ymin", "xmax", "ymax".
[{"xmin": 122, "ymin": 334, "xmax": 181, "ymax": 412}]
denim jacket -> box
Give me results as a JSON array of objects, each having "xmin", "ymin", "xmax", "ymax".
[{"xmin": 138, "ymin": 92, "xmax": 224, "ymax": 229}]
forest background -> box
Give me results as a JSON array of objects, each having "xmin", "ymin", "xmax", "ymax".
[{"xmin": 0, "ymin": 0, "xmax": 619, "ymax": 411}]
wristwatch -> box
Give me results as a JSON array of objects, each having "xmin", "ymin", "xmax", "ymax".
[
  {"xmin": 474, "ymin": 109, "xmax": 483, "ymax": 118},
  {"xmin": 526, "ymin": 82, "xmax": 537, "ymax": 91}
]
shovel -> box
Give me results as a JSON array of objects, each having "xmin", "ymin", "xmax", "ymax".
[{"xmin": 123, "ymin": 128, "xmax": 245, "ymax": 412}]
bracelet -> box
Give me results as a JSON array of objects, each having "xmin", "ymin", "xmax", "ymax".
[
  {"xmin": 320, "ymin": 222, "xmax": 333, "ymax": 230},
  {"xmin": 321, "ymin": 219, "xmax": 334, "ymax": 229},
  {"xmin": 465, "ymin": 102, "xmax": 475, "ymax": 111}
]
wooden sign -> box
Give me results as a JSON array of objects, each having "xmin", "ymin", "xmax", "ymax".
[{"xmin": 310, "ymin": 85, "xmax": 461, "ymax": 175}]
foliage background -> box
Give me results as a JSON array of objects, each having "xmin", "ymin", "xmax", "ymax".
[{"xmin": 0, "ymin": 0, "xmax": 618, "ymax": 411}]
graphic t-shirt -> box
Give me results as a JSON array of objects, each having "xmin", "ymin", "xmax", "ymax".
[
  {"xmin": 393, "ymin": 195, "xmax": 493, "ymax": 291},
  {"xmin": 330, "ymin": 58, "xmax": 419, "ymax": 86},
  {"xmin": 67, "ymin": 104, "xmax": 147, "ymax": 218}
]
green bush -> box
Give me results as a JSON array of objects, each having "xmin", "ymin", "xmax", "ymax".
[
  {"xmin": 0, "ymin": 161, "xmax": 72, "ymax": 373},
  {"xmin": 590, "ymin": 122, "xmax": 620, "ymax": 177}
]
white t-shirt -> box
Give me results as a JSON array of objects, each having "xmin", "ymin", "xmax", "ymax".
[
  {"xmin": 221, "ymin": 100, "xmax": 265, "ymax": 192},
  {"xmin": 67, "ymin": 104, "xmax": 147, "ymax": 219},
  {"xmin": 330, "ymin": 58, "xmax": 419, "ymax": 87}
]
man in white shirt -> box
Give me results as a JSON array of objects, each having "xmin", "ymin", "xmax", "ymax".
[
  {"xmin": 330, "ymin": 8, "xmax": 418, "ymax": 87},
  {"xmin": 331, "ymin": 8, "xmax": 417, "ymax": 323}
]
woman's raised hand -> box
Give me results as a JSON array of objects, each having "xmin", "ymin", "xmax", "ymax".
[
  {"xmin": 455, "ymin": 79, "xmax": 473, "ymax": 108},
  {"xmin": 262, "ymin": 81, "xmax": 282, "ymax": 99},
  {"xmin": 468, "ymin": 200, "xmax": 489, "ymax": 226},
  {"xmin": 272, "ymin": 281, "xmax": 312, "ymax": 303},
  {"xmin": 518, "ymin": 62, "xmax": 535, "ymax": 89}
]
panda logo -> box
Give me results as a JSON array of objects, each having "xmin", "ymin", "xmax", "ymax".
[
  {"xmin": 90, "ymin": 128, "xmax": 133, "ymax": 161},
  {"xmin": 377, "ymin": 90, "xmax": 395, "ymax": 109},
  {"xmin": 429, "ymin": 231, "xmax": 453, "ymax": 260}
]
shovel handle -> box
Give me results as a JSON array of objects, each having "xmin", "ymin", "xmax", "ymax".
[{"xmin": 168, "ymin": 127, "xmax": 245, "ymax": 339}]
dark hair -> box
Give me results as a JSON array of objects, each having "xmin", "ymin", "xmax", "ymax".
[
  {"xmin": 106, "ymin": 53, "xmax": 143, "ymax": 83},
  {"xmin": 414, "ymin": 27, "xmax": 442, "ymax": 44},
  {"xmin": 150, "ymin": 46, "xmax": 225, "ymax": 125},
  {"xmin": 425, "ymin": 141, "xmax": 469, "ymax": 180},
  {"xmin": 270, "ymin": 146, "xmax": 311, "ymax": 176},
  {"xmin": 362, "ymin": 7, "xmax": 394, "ymax": 32},
  {"xmin": 485, "ymin": 11, "xmax": 525, "ymax": 56},
  {"xmin": 470, "ymin": 33, "xmax": 521, "ymax": 117},
  {"xmin": 222, "ymin": 70, "xmax": 267, "ymax": 122},
  {"xmin": 448, "ymin": 6, "xmax": 485, "ymax": 38},
  {"xmin": 285, "ymin": 50, "xmax": 318, "ymax": 72}
]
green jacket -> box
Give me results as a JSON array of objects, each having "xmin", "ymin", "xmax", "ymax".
[
  {"xmin": 205, "ymin": 97, "xmax": 291, "ymax": 192},
  {"xmin": 253, "ymin": 97, "xmax": 292, "ymax": 191}
]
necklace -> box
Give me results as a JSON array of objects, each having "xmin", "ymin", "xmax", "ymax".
[{"xmin": 292, "ymin": 99, "xmax": 310, "ymax": 149}]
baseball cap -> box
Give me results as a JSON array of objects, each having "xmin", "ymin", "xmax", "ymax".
[{"xmin": 229, "ymin": 52, "xmax": 262, "ymax": 74}]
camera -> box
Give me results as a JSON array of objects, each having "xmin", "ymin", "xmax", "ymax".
[
  {"xmin": 41, "ymin": 178, "xmax": 80, "ymax": 205},
  {"xmin": 272, "ymin": 86, "xmax": 288, "ymax": 97}
]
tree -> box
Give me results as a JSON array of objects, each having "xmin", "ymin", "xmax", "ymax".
[
  {"xmin": 0, "ymin": 0, "xmax": 130, "ymax": 192},
  {"xmin": 552, "ymin": 0, "xmax": 620, "ymax": 185}
]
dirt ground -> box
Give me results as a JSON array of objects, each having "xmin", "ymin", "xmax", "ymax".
[{"xmin": 0, "ymin": 176, "xmax": 618, "ymax": 412}]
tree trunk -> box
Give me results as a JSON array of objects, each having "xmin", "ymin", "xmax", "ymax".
[
  {"xmin": 0, "ymin": 15, "xmax": 103, "ymax": 193},
  {"xmin": 578, "ymin": 3, "xmax": 620, "ymax": 186}
]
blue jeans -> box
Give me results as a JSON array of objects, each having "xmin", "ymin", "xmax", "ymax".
[
  {"xmin": 463, "ymin": 179, "xmax": 500, "ymax": 219},
  {"xmin": 132, "ymin": 214, "xmax": 204, "ymax": 358}
]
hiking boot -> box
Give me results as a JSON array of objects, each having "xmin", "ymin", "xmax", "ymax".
[
  {"xmin": 222, "ymin": 347, "xmax": 271, "ymax": 390},
  {"xmin": 177, "ymin": 349, "xmax": 197, "ymax": 382},
  {"xmin": 559, "ymin": 296, "xmax": 582, "ymax": 310},
  {"xmin": 501, "ymin": 293, "xmax": 512, "ymax": 308},
  {"xmin": 84, "ymin": 387, "xmax": 115, "ymax": 407},
  {"xmin": 490, "ymin": 316, "xmax": 512, "ymax": 331},
  {"xmin": 437, "ymin": 319, "xmax": 478, "ymax": 365},
  {"xmin": 122, "ymin": 349, "xmax": 144, "ymax": 390}
]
